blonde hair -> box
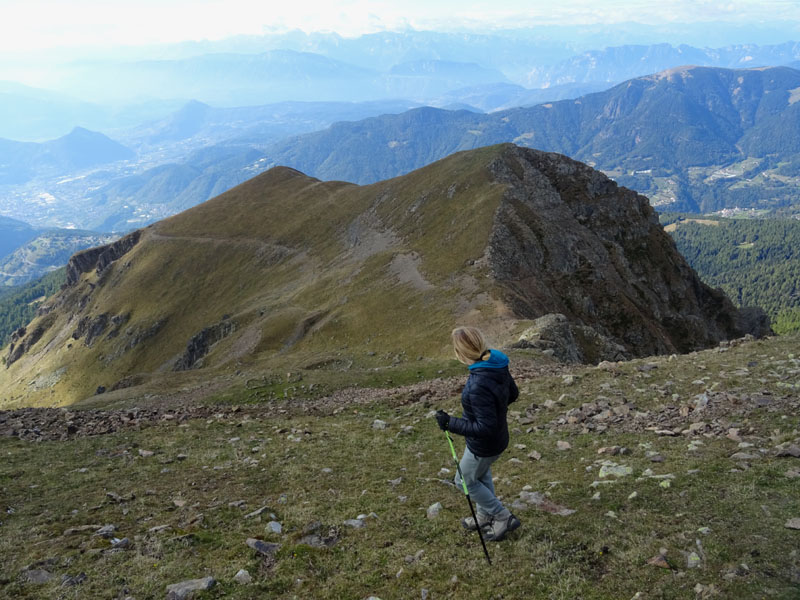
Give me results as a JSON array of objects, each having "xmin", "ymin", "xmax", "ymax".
[{"xmin": 452, "ymin": 326, "xmax": 490, "ymax": 365}]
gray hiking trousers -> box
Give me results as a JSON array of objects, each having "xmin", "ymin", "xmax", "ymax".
[{"xmin": 454, "ymin": 446, "xmax": 504, "ymax": 515}]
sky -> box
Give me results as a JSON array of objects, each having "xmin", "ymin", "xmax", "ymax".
[{"xmin": 2, "ymin": 0, "xmax": 800, "ymax": 52}]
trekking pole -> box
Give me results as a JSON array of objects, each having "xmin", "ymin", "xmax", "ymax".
[{"xmin": 444, "ymin": 431, "xmax": 492, "ymax": 565}]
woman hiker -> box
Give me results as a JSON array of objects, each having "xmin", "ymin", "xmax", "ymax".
[{"xmin": 436, "ymin": 326, "xmax": 522, "ymax": 541}]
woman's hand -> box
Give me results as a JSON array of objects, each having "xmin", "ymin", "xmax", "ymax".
[{"xmin": 435, "ymin": 410, "xmax": 450, "ymax": 431}]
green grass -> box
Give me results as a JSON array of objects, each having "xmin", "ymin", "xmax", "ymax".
[{"xmin": 2, "ymin": 336, "xmax": 799, "ymax": 599}]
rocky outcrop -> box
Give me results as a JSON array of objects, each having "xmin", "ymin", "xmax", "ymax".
[
  {"xmin": 513, "ymin": 314, "xmax": 628, "ymax": 364},
  {"xmin": 486, "ymin": 146, "xmax": 771, "ymax": 358},
  {"xmin": 66, "ymin": 230, "xmax": 141, "ymax": 286},
  {"xmin": 5, "ymin": 315, "xmax": 55, "ymax": 367},
  {"xmin": 173, "ymin": 319, "xmax": 237, "ymax": 371}
]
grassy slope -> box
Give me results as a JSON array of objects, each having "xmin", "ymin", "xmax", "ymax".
[
  {"xmin": 1, "ymin": 336, "xmax": 798, "ymax": 599},
  {"xmin": 0, "ymin": 146, "xmax": 506, "ymax": 407}
]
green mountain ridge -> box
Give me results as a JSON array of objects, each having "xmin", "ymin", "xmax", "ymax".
[
  {"xmin": 263, "ymin": 65, "xmax": 800, "ymax": 216},
  {"xmin": 0, "ymin": 144, "xmax": 766, "ymax": 407}
]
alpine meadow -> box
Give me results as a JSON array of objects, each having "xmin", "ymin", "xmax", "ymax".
[{"xmin": 0, "ymin": 4, "xmax": 799, "ymax": 600}]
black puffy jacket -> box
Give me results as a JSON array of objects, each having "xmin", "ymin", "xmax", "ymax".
[{"xmin": 447, "ymin": 349, "xmax": 519, "ymax": 457}]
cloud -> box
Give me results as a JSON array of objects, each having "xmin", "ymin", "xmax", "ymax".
[{"xmin": 2, "ymin": 0, "xmax": 800, "ymax": 51}]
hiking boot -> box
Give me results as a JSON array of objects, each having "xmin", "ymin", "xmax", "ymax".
[
  {"xmin": 483, "ymin": 508, "xmax": 521, "ymax": 541},
  {"xmin": 461, "ymin": 510, "xmax": 491, "ymax": 531}
]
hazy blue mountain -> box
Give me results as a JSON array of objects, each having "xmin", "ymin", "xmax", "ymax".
[
  {"xmin": 524, "ymin": 41, "xmax": 800, "ymax": 87},
  {"xmin": 0, "ymin": 127, "xmax": 135, "ymax": 184},
  {"xmin": 123, "ymin": 98, "xmax": 422, "ymax": 148},
  {"xmin": 0, "ymin": 217, "xmax": 37, "ymax": 258},
  {"xmin": 262, "ymin": 66, "xmax": 800, "ymax": 215},
  {"xmin": 432, "ymin": 81, "xmax": 613, "ymax": 112},
  {"xmin": 0, "ymin": 81, "xmax": 187, "ymax": 142}
]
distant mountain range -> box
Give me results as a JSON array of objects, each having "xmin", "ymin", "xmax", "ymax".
[
  {"xmin": 523, "ymin": 41, "xmax": 800, "ymax": 87},
  {"xmin": 262, "ymin": 65, "xmax": 800, "ymax": 215},
  {"xmin": 0, "ymin": 127, "xmax": 134, "ymax": 185}
]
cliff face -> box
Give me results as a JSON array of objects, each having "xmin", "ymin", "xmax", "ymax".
[
  {"xmin": 0, "ymin": 144, "xmax": 770, "ymax": 407},
  {"xmin": 485, "ymin": 145, "xmax": 769, "ymax": 356}
]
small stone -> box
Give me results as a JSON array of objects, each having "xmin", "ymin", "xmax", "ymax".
[
  {"xmin": 730, "ymin": 452, "xmax": 760, "ymax": 461},
  {"xmin": 647, "ymin": 554, "xmax": 671, "ymax": 569},
  {"xmin": 687, "ymin": 551, "xmax": 702, "ymax": 569},
  {"xmin": 598, "ymin": 463, "xmax": 632, "ymax": 478},
  {"xmin": 527, "ymin": 450, "xmax": 542, "ymax": 461},
  {"xmin": 95, "ymin": 524, "xmax": 116, "ymax": 538},
  {"xmin": 246, "ymin": 538, "xmax": 281, "ymax": 555},
  {"xmin": 138, "ymin": 449, "xmax": 154, "ymax": 457},
  {"xmin": 321, "ymin": 467, "xmax": 333, "ymax": 474},
  {"xmin": 234, "ymin": 569, "xmax": 252, "ymax": 584},
  {"xmin": 628, "ymin": 491, "xmax": 638, "ymax": 500},
  {"xmin": 785, "ymin": 518, "xmax": 800, "ymax": 530},
  {"xmin": 111, "ymin": 537, "xmax": 131, "ymax": 549},
  {"xmin": 266, "ymin": 521, "xmax": 282, "ymax": 534},
  {"xmin": 244, "ymin": 506, "xmax": 270, "ymax": 519},
  {"xmin": 344, "ymin": 519, "xmax": 366, "ymax": 528},
  {"xmin": 597, "ymin": 446, "xmax": 621, "ymax": 456},
  {"xmin": 372, "ymin": 420, "xmax": 387, "ymax": 430},
  {"xmin": 556, "ymin": 441, "xmax": 571, "ymax": 451},
  {"xmin": 166, "ymin": 577, "xmax": 216, "ymax": 600},
  {"xmin": 23, "ymin": 569, "xmax": 53, "ymax": 584},
  {"xmin": 508, "ymin": 457, "xmax": 523, "ymax": 465},
  {"xmin": 777, "ymin": 445, "xmax": 800, "ymax": 458},
  {"xmin": 698, "ymin": 527, "xmax": 711, "ymax": 534},
  {"xmin": 427, "ymin": 502, "xmax": 443, "ymax": 519}
]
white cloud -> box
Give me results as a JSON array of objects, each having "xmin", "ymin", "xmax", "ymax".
[{"xmin": 0, "ymin": 0, "xmax": 799, "ymax": 51}]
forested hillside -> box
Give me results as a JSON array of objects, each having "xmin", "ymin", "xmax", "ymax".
[
  {"xmin": 0, "ymin": 268, "xmax": 65, "ymax": 346},
  {"xmin": 662, "ymin": 214, "xmax": 800, "ymax": 333}
]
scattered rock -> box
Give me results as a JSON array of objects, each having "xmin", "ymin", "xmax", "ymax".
[
  {"xmin": 426, "ymin": 502, "xmax": 443, "ymax": 519},
  {"xmin": 22, "ymin": 569, "xmax": 54, "ymax": 584},
  {"xmin": 518, "ymin": 491, "xmax": 575, "ymax": 516},
  {"xmin": 61, "ymin": 572, "xmax": 87, "ymax": 586},
  {"xmin": 556, "ymin": 441, "xmax": 571, "ymax": 451},
  {"xmin": 785, "ymin": 518, "xmax": 800, "ymax": 530},
  {"xmin": 166, "ymin": 576, "xmax": 216, "ymax": 600},
  {"xmin": 777, "ymin": 445, "xmax": 800, "ymax": 458},
  {"xmin": 344, "ymin": 519, "xmax": 366, "ymax": 529},
  {"xmin": 95, "ymin": 524, "xmax": 116, "ymax": 538},
  {"xmin": 730, "ymin": 452, "xmax": 760, "ymax": 461},
  {"xmin": 598, "ymin": 463, "xmax": 633, "ymax": 478},
  {"xmin": 527, "ymin": 450, "xmax": 542, "ymax": 461},
  {"xmin": 244, "ymin": 506, "xmax": 270, "ymax": 519},
  {"xmin": 246, "ymin": 538, "xmax": 280, "ymax": 556},
  {"xmin": 63, "ymin": 524, "xmax": 103, "ymax": 536},
  {"xmin": 138, "ymin": 449, "xmax": 154, "ymax": 457},
  {"xmin": 647, "ymin": 554, "xmax": 671, "ymax": 569},
  {"xmin": 372, "ymin": 420, "xmax": 387, "ymax": 430},
  {"xmin": 234, "ymin": 569, "xmax": 252, "ymax": 585},
  {"xmin": 266, "ymin": 521, "xmax": 282, "ymax": 534}
]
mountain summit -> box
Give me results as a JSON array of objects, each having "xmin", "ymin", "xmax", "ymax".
[{"xmin": 0, "ymin": 144, "xmax": 768, "ymax": 406}]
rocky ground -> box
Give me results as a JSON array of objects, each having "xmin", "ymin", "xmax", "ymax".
[{"xmin": 1, "ymin": 335, "xmax": 799, "ymax": 599}]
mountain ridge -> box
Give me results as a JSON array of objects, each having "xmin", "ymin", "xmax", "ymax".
[{"xmin": 0, "ymin": 144, "xmax": 767, "ymax": 406}]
